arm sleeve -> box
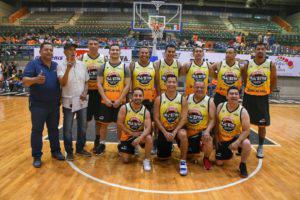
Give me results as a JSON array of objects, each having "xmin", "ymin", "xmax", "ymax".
[{"xmin": 23, "ymin": 60, "xmax": 36, "ymax": 78}]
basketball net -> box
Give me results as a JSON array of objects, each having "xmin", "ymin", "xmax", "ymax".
[{"xmin": 150, "ymin": 23, "xmax": 164, "ymax": 40}]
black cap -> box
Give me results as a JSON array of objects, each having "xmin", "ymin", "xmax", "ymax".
[{"xmin": 64, "ymin": 43, "xmax": 78, "ymax": 50}]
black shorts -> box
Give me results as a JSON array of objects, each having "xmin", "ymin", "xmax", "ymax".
[
  {"xmin": 187, "ymin": 132, "xmax": 203, "ymax": 154},
  {"xmin": 214, "ymin": 92, "xmax": 227, "ymax": 107},
  {"xmin": 243, "ymin": 93, "xmax": 270, "ymax": 126},
  {"xmin": 157, "ymin": 130, "xmax": 180, "ymax": 158},
  {"xmin": 215, "ymin": 135, "xmax": 239, "ymax": 160},
  {"xmin": 142, "ymin": 100, "xmax": 154, "ymax": 120},
  {"xmin": 98, "ymin": 103, "xmax": 121, "ymax": 123},
  {"xmin": 118, "ymin": 137, "xmax": 145, "ymax": 155},
  {"xmin": 87, "ymin": 90, "xmax": 101, "ymax": 121}
]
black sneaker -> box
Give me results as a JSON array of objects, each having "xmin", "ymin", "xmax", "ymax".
[
  {"xmin": 76, "ymin": 149, "xmax": 92, "ymax": 157},
  {"xmin": 52, "ymin": 152, "xmax": 65, "ymax": 161},
  {"xmin": 239, "ymin": 162, "xmax": 248, "ymax": 178},
  {"xmin": 66, "ymin": 153, "xmax": 74, "ymax": 161},
  {"xmin": 93, "ymin": 137, "xmax": 100, "ymax": 153},
  {"xmin": 96, "ymin": 143, "xmax": 105, "ymax": 155},
  {"xmin": 33, "ymin": 157, "xmax": 42, "ymax": 168},
  {"xmin": 236, "ymin": 147, "xmax": 242, "ymax": 156}
]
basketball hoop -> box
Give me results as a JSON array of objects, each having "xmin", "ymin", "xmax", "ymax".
[
  {"xmin": 150, "ymin": 22, "xmax": 164, "ymax": 39},
  {"xmin": 151, "ymin": 1, "xmax": 165, "ymax": 11}
]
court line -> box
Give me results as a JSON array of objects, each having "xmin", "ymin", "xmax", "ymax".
[
  {"xmin": 66, "ymin": 147, "xmax": 263, "ymax": 194},
  {"xmin": 250, "ymin": 128, "xmax": 281, "ymax": 147}
]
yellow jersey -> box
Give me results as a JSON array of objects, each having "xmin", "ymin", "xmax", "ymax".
[
  {"xmin": 218, "ymin": 102, "xmax": 243, "ymax": 142},
  {"xmin": 120, "ymin": 103, "xmax": 146, "ymax": 141},
  {"xmin": 82, "ymin": 53, "xmax": 105, "ymax": 90},
  {"xmin": 159, "ymin": 59, "xmax": 179, "ymax": 91},
  {"xmin": 102, "ymin": 61, "xmax": 125, "ymax": 103},
  {"xmin": 245, "ymin": 59, "xmax": 271, "ymax": 96},
  {"xmin": 215, "ymin": 60, "xmax": 241, "ymax": 96},
  {"xmin": 185, "ymin": 61, "xmax": 209, "ymax": 95},
  {"xmin": 160, "ymin": 92, "xmax": 182, "ymax": 131},
  {"xmin": 187, "ymin": 94, "xmax": 210, "ymax": 137},
  {"xmin": 132, "ymin": 61, "xmax": 156, "ymax": 101}
]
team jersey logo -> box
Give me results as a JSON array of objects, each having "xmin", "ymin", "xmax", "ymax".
[
  {"xmin": 88, "ymin": 69, "xmax": 98, "ymax": 80},
  {"xmin": 192, "ymin": 70, "xmax": 206, "ymax": 82},
  {"xmin": 188, "ymin": 109, "xmax": 203, "ymax": 124},
  {"xmin": 249, "ymin": 70, "xmax": 267, "ymax": 86},
  {"xmin": 222, "ymin": 71, "xmax": 238, "ymax": 85},
  {"xmin": 137, "ymin": 72, "xmax": 152, "ymax": 85},
  {"xmin": 127, "ymin": 117, "xmax": 143, "ymax": 131},
  {"xmin": 221, "ymin": 116, "xmax": 235, "ymax": 132},
  {"xmin": 163, "ymin": 107, "xmax": 180, "ymax": 123},
  {"xmin": 106, "ymin": 72, "xmax": 121, "ymax": 86}
]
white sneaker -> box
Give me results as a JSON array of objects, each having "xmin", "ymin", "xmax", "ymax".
[
  {"xmin": 257, "ymin": 145, "xmax": 264, "ymax": 158},
  {"xmin": 143, "ymin": 159, "xmax": 151, "ymax": 171},
  {"xmin": 179, "ymin": 160, "xmax": 188, "ymax": 176}
]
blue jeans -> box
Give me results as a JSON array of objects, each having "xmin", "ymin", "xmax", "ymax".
[
  {"xmin": 63, "ymin": 107, "xmax": 87, "ymax": 154},
  {"xmin": 30, "ymin": 103, "xmax": 61, "ymax": 158}
]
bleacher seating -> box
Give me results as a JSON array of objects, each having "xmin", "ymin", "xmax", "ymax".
[{"xmin": 20, "ymin": 12, "xmax": 74, "ymax": 25}]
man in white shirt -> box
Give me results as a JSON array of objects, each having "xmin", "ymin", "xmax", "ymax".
[{"xmin": 57, "ymin": 43, "xmax": 92, "ymax": 161}]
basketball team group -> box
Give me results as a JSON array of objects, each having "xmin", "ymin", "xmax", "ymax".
[{"xmin": 22, "ymin": 39, "xmax": 277, "ymax": 178}]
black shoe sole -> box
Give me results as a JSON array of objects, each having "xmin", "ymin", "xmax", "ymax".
[
  {"xmin": 51, "ymin": 155, "xmax": 65, "ymax": 161},
  {"xmin": 95, "ymin": 151, "xmax": 105, "ymax": 156},
  {"xmin": 33, "ymin": 164, "xmax": 42, "ymax": 168},
  {"xmin": 76, "ymin": 153, "xmax": 92, "ymax": 157},
  {"xmin": 256, "ymin": 155, "xmax": 264, "ymax": 159}
]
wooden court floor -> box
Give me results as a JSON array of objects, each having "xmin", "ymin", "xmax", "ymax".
[{"xmin": 0, "ymin": 96, "xmax": 299, "ymax": 200}]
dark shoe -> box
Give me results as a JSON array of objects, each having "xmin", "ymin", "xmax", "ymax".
[
  {"xmin": 76, "ymin": 149, "xmax": 92, "ymax": 157},
  {"xmin": 52, "ymin": 152, "xmax": 65, "ymax": 161},
  {"xmin": 239, "ymin": 162, "xmax": 248, "ymax": 178},
  {"xmin": 96, "ymin": 143, "xmax": 105, "ymax": 155},
  {"xmin": 66, "ymin": 153, "xmax": 74, "ymax": 161},
  {"xmin": 33, "ymin": 157, "xmax": 42, "ymax": 168},
  {"xmin": 93, "ymin": 137, "xmax": 100, "ymax": 153}
]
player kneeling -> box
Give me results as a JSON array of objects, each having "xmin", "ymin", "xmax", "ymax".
[
  {"xmin": 186, "ymin": 82, "xmax": 215, "ymax": 170},
  {"xmin": 216, "ymin": 86, "xmax": 251, "ymax": 178},
  {"xmin": 117, "ymin": 88, "xmax": 153, "ymax": 171}
]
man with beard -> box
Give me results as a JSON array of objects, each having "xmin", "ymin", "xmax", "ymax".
[
  {"xmin": 181, "ymin": 47, "xmax": 210, "ymax": 96},
  {"xmin": 117, "ymin": 88, "xmax": 152, "ymax": 171},
  {"xmin": 154, "ymin": 44, "xmax": 182, "ymax": 95},
  {"xmin": 96, "ymin": 44, "xmax": 131, "ymax": 155},
  {"xmin": 186, "ymin": 81, "xmax": 215, "ymax": 170},
  {"xmin": 79, "ymin": 38, "xmax": 106, "ymax": 153},
  {"xmin": 210, "ymin": 47, "xmax": 243, "ymax": 106},
  {"xmin": 154, "ymin": 74, "xmax": 189, "ymax": 176},
  {"xmin": 216, "ymin": 86, "xmax": 251, "ymax": 178},
  {"xmin": 242, "ymin": 42, "xmax": 277, "ymax": 158}
]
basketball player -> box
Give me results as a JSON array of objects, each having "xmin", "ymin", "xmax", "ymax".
[
  {"xmin": 154, "ymin": 74, "xmax": 188, "ymax": 176},
  {"xmin": 216, "ymin": 86, "xmax": 251, "ymax": 178},
  {"xmin": 186, "ymin": 81, "xmax": 215, "ymax": 170},
  {"xmin": 154, "ymin": 44, "xmax": 182, "ymax": 95},
  {"xmin": 117, "ymin": 88, "xmax": 152, "ymax": 171},
  {"xmin": 210, "ymin": 47, "xmax": 243, "ymax": 106},
  {"xmin": 96, "ymin": 44, "xmax": 131, "ymax": 155},
  {"xmin": 242, "ymin": 42, "xmax": 277, "ymax": 158},
  {"xmin": 130, "ymin": 47, "xmax": 156, "ymax": 154},
  {"xmin": 181, "ymin": 47, "xmax": 210, "ymax": 96},
  {"xmin": 79, "ymin": 38, "xmax": 105, "ymax": 153}
]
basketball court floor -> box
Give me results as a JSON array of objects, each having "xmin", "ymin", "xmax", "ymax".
[{"xmin": 0, "ymin": 96, "xmax": 299, "ymax": 199}]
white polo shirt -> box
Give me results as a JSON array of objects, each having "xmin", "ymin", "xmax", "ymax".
[{"xmin": 57, "ymin": 59, "xmax": 89, "ymax": 108}]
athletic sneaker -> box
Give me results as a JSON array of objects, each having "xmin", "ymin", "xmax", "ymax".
[
  {"xmin": 66, "ymin": 153, "xmax": 74, "ymax": 161},
  {"xmin": 76, "ymin": 149, "xmax": 92, "ymax": 157},
  {"xmin": 203, "ymin": 157, "xmax": 212, "ymax": 170},
  {"xmin": 93, "ymin": 137, "xmax": 100, "ymax": 153},
  {"xmin": 96, "ymin": 143, "xmax": 105, "ymax": 155},
  {"xmin": 239, "ymin": 162, "xmax": 248, "ymax": 178},
  {"xmin": 257, "ymin": 145, "xmax": 264, "ymax": 158},
  {"xmin": 179, "ymin": 160, "xmax": 188, "ymax": 176},
  {"xmin": 143, "ymin": 159, "xmax": 151, "ymax": 171}
]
